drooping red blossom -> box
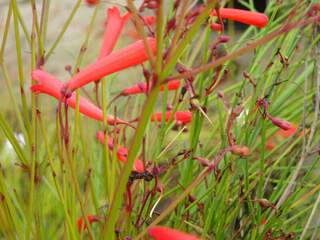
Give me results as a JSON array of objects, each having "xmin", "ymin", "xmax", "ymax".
[
  {"xmin": 77, "ymin": 215, "xmax": 99, "ymax": 233},
  {"xmin": 268, "ymin": 115, "xmax": 292, "ymax": 131},
  {"xmin": 211, "ymin": 8, "xmax": 269, "ymax": 28},
  {"xmin": 65, "ymin": 38, "xmax": 157, "ymax": 92},
  {"xmin": 96, "ymin": 131, "xmax": 144, "ymax": 173},
  {"xmin": 31, "ymin": 70, "xmax": 132, "ymax": 127},
  {"xmin": 150, "ymin": 111, "xmax": 192, "ymax": 125},
  {"xmin": 85, "ymin": 0, "xmax": 99, "ymax": 6},
  {"xmin": 121, "ymin": 80, "xmax": 181, "ymax": 96},
  {"xmin": 148, "ymin": 226, "xmax": 200, "ymax": 240},
  {"xmin": 99, "ymin": 7, "xmax": 131, "ymax": 59}
]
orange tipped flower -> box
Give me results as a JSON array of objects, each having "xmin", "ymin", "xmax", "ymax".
[
  {"xmin": 96, "ymin": 131, "xmax": 144, "ymax": 172},
  {"xmin": 148, "ymin": 226, "xmax": 200, "ymax": 240},
  {"xmin": 99, "ymin": 7, "xmax": 131, "ymax": 59},
  {"xmin": 211, "ymin": 8, "xmax": 269, "ymax": 28},
  {"xmin": 77, "ymin": 215, "xmax": 99, "ymax": 233},
  {"xmin": 121, "ymin": 80, "xmax": 181, "ymax": 96},
  {"xmin": 150, "ymin": 111, "xmax": 192, "ymax": 125},
  {"xmin": 66, "ymin": 38, "xmax": 157, "ymax": 92},
  {"xmin": 31, "ymin": 70, "xmax": 131, "ymax": 126}
]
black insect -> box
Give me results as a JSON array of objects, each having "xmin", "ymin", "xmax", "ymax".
[{"xmin": 128, "ymin": 171, "xmax": 154, "ymax": 185}]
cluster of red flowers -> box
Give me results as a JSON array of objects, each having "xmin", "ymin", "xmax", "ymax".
[{"xmin": 31, "ymin": 1, "xmax": 269, "ymax": 237}]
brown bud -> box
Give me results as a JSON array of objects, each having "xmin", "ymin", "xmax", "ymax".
[
  {"xmin": 230, "ymin": 145, "xmax": 250, "ymax": 156},
  {"xmin": 255, "ymin": 198, "xmax": 275, "ymax": 209}
]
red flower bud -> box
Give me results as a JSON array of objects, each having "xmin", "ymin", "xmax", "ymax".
[
  {"xmin": 150, "ymin": 111, "xmax": 192, "ymax": 125},
  {"xmin": 96, "ymin": 131, "xmax": 144, "ymax": 172},
  {"xmin": 85, "ymin": 0, "xmax": 99, "ymax": 6},
  {"xmin": 268, "ymin": 115, "xmax": 292, "ymax": 131}
]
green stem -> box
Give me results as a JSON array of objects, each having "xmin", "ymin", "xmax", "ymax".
[{"xmin": 103, "ymin": 84, "xmax": 161, "ymax": 239}]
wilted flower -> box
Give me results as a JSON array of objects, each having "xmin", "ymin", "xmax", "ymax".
[{"xmin": 230, "ymin": 145, "xmax": 250, "ymax": 156}]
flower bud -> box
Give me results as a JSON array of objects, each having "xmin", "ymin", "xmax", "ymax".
[
  {"xmin": 230, "ymin": 145, "xmax": 250, "ymax": 156},
  {"xmin": 268, "ymin": 115, "xmax": 292, "ymax": 131},
  {"xmin": 85, "ymin": 0, "xmax": 99, "ymax": 6}
]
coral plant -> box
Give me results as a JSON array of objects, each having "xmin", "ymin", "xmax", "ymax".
[{"xmin": 0, "ymin": 0, "xmax": 319, "ymax": 239}]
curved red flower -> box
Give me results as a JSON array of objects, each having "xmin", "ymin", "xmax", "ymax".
[
  {"xmin": 77, "ymin": 215, "xmax": 99, "ymax": 233},
  {"xmin": 66, "ymin": 38, "xmax": 157, "ymax": 92},
  {"xmin": 31, "ymin": 70, "xmax": 132, "ymax": 127},
  {"xmin": 99, "ymin": 7, "xmax": 131, "ymax": 59},
  {"xmin": 96, "ymin": 131, "xmax": 144, "ymax": 173},
  {"xmin": 211, "ymin": 8, "xmax": 269, "ymax": 28},
  {"xmin": 148, "ymin": 226, "xmax": 200, "ymax": 240},
  {"xmin": 150, "ymin": 111, "xmax": 192, "ymax": 125},
  {"xmin": 121, "ymin": 80, "xmax": 181, "ymax": 96}
]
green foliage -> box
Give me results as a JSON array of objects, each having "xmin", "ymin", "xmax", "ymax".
[{"xmin": 0, "ymin": 0, "xmax": 319, "ymax": 239}]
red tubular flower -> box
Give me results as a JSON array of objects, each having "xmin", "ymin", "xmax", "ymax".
[
  {"xmin": 96, "ymin": 131, "xmax": 144, "ymax": 173},
  {"xmin": 211, "ymin": 8, "xmax": 269, "ymax": 28},
  {"xmin": 66, "ymin": 38, "xmax": 157, "ymax": 92},
  {"xmin": 121, "ymin": 80, "xmax": 181, "ymax": 96},
  {"xmin": 148, "ymin": 226, "xmax": 200, "ymax": 240},
  {"xmin": 150, "ymin": 111, "xmax": 192, "ymax": 125},
  {"xmin": 99, "ymin": 7, "xmax": 131, "ymax": 59},
  {"xmin": 31, "ymin": 70, "xmax": 131, "ymax": 127},
  {"xmin": 77, "ymin": 215, "xmax": 99, "ymax": 233}
]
